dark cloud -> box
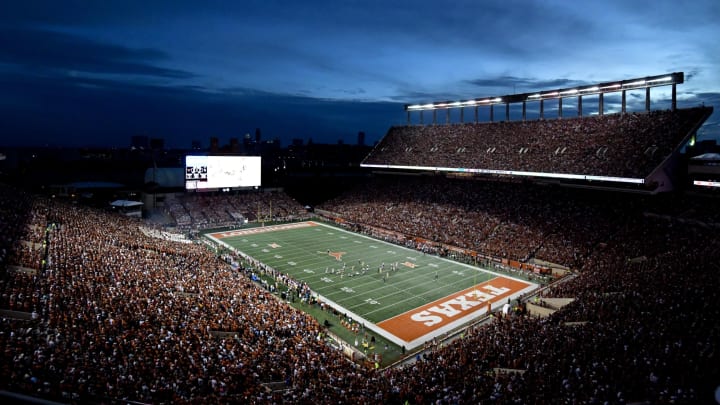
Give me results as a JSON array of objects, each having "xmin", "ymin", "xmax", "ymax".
[
  {"xmin": 0, "ymin": 0, "xmax": 717, "ymax": 147},
  {"xmin": 465, "ymin": 76, "xmax": 589, "ymax": 92},
  {"xmin": 604, "ymin": 0, "xmax": 720, "ymax": 29},
  {"xmin": 691, "ymin": 92, "xmax": 720, "ymax": 140},
  {"xmin": 0, "ymin": 68, "xmax": 401, "ymax": 148},
  {"xmin": 684, "ymin": 69, "xmax": 700, "ymax": 82},
  {"xmin": 0, "ymin": 1, "xmax": 203, "ymax": 26},
  {"xmin": 690, "ymin": 92, "xmax": 720, "ymax": 103},
  {"xmin": 389, "ymin": 90, "xmax": 467, "ymax": 103},
  {"xmin": 0, "ymin": 27, "xmax": 194, "ymax": 79}
]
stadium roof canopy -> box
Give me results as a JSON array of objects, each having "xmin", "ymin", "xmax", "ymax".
[{"xmin": 405, "ymin": 72, "xmax": 684, "ymax": 111}]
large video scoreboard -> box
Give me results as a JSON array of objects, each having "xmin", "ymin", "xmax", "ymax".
[{"xmin": 185, "ymin": 155, "xmax": 261, "ymax": 190}]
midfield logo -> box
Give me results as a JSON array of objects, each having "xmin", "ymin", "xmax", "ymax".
[{"xmin": 329, "ymin": 251, "xmax": 346, "ymax": 261}]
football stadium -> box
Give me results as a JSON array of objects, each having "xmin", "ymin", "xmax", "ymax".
[
  {"xmin": 1, "ymin": 72, "xmax": 719, "ymax": 405},
  {"xmin": 207, "ymin": 221, "xmax": 537, "ymax": 350}
]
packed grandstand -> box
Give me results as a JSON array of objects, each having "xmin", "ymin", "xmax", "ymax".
[
  {"xmin": 363, "ymin": 107, "xmax": 711, "ymax": 181},
  {"xmin": 1, "ymin": 82, "xmax": 719, "ymax": 404}
]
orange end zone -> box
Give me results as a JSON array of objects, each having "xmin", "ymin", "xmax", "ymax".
[
  {"xmin": 377, "ymin": 277, "xmax": 532, "ymax": 342},
  {"xmin": 209, "ymin": 221, "xmax": 319, "ymax": 239}
]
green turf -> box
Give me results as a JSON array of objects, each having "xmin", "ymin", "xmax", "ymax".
[{"xmin": 214, "ymin": 221, "xmax": 496, "ymax": 324}]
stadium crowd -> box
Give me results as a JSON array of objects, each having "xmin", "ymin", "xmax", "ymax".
[
  {"xmin": 364, "ymin": 107, "xmax": 711, "ymax": 179},
  {"xmin": 320, "ymin": 176, "xmax": 625, "ymax": 268},
  {"xmin": 164, "ymin": 191, "xmax": 308, "ymax": 231},
  {"xmin": 0, "ymin": 184, "xmax": 356, "ymax": 403},
  {"xmin": 1, "ymin": 177, "xmax": 719, "ymax": 404}
]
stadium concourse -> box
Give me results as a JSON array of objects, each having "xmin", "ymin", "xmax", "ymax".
[{"xmin": 0, "ymin": 109, "xmax": 719, "ymax": 403}]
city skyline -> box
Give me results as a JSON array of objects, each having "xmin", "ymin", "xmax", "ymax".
[{"xmin": 0, "ymin": 0, "xmax": 718, "ymax": 148}]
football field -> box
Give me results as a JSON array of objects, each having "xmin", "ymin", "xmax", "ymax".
[{"xmin": 208, "ymin": 221, "xmax": 537, "ymax": 348}]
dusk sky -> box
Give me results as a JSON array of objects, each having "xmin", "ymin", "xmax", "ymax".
[{"xmin": 0, "ymin": 0, "xmax": 718, "ymax": 148}]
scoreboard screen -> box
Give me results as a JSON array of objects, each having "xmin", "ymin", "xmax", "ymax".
[{"xmin": 185, "ymin": 155, "xmax": 261, "ymax": 190}]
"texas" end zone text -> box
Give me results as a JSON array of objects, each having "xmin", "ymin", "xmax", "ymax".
[{"xmin": 410, "ymin": 285, "xmax": 509, "ymax": 326}]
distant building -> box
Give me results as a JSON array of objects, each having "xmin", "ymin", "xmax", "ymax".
[
  {"xmin": 131, "ymin": 135, "xmax": 149, "ymax": 149},
  {"xmin": 230, "ymin": 138, "xmax": 240, "ymax": 153}
]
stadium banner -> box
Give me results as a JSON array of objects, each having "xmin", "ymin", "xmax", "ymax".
[{"xmin": 501, "ymin": 259, "xmax": 552, "ymax": 275}]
